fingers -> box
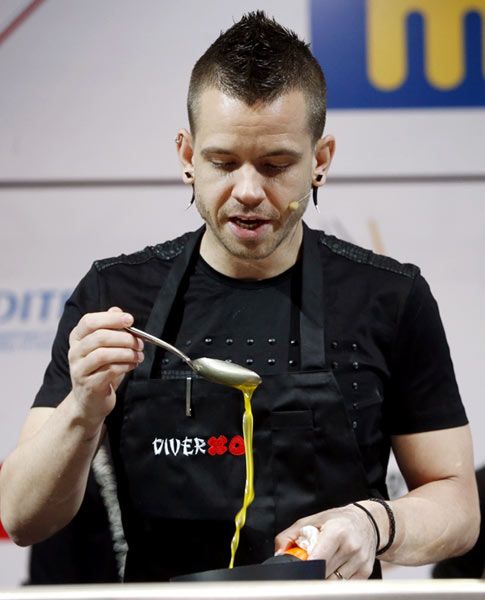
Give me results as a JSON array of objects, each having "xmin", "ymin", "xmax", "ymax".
[
  {"xmin": 67, "ymin": 309, "xmax": 146, "ymax": 418},
  {"xmin": 327, "ymin": 568, "xmax": 345, "ymax": 581},
  {"xmin": 276, "ymin": 506, "xmax": 377, "ymax": 580},
  {"xmin": 78, "ymin": 362, "xmax": 139, "ymax": 395},
  {"xmin": 70, "ymin": 346, "xmax": 144, "ymax": 379},
  {"xmin": 74, "ymin": 329, "xmax": 143, "ymax": 359},
  {"xmin": 326, "ymin": 555, "xmax": 375, "ymax": 580},
  {"xmin": 276, "ymin": 519, "xmax": 350, "ymax": 577},
  {"xmin": 309, "ymin": 521, "xmax": 347, "ymax": 574},
  {"xmin": 274, "ymin": 520, "xmax": 306, "ymax": 554},
  {"xmin": 69, "ymin": 309, "xmax": 144, "ymax": 374},
  {"xmin": 70, "ymin": 309, "xmax": 134, "ymax": 344},
  {"xmin": 311, "ymin": 522, "xmax": 370, "ymax": 579},
  {"xmin": 108, "ymin": 306, "xmax": 123, "ymax": 313}
]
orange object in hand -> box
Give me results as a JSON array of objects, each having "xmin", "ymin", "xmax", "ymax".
[{"xmin": 284, "ymin": 545, "xmax": 308, "ymax": 561}]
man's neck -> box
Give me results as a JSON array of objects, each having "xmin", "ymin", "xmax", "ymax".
[{"xmin": 200, "ymin": 222, "xmax": 303, "ymax": 280}]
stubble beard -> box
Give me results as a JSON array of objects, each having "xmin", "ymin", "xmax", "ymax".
[{"xmin": 195, "ymin": 195, "xmax": 307, "ymax": 262}]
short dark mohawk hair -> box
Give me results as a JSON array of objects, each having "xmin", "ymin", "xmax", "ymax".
[{"xmin": 188, "ymin": 11, "xmax": 327, "ymax": 142}]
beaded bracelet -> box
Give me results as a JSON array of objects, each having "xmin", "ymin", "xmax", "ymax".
[
  {"xmin": 352, "ymin": 502, "xmax": 380, "ymax": 553},
  {"xmin": 368, "ymin": 497, "xmax": 396, "ymax": 555}
]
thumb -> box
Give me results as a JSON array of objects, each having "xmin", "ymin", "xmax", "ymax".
[
  {"xmin": 274, "ymin": 525, "xmax": 300, "ymax": 555},
  {"xmin": 108, "ymin": 306, "xmax": 123, "ymax": 313}
]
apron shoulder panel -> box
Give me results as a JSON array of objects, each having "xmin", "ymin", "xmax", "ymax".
[
  {"xmin": 94, "ymin": 227, "xmax": 204, "ymax": 273},
  {"xmin": 317, "ymin": 229, "xmax": 420, "ymax": 279},
  {"xmin": 153, "ymin": 228, "xmax": 205, "ymax": 261}
]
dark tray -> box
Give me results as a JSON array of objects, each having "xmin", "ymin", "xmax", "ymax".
[{"xmin": 171, "ymin": 557, "xmax": 326, "ymax": 582}]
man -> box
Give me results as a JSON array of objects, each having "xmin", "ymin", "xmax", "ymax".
[{"xmin": 0, "ymin": 12, "xmax": 479, "ymax": 582}]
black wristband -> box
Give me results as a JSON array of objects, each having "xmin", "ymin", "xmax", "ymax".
[
  {"xmin": 352, "ymin": 502, "xmax": 380, "ymax": 553},
  {"xmin": 368, "ymin": 497, "xmax": 396, "ymax": 555}
]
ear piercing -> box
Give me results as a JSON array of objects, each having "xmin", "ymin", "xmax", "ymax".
[
  {"xmin": 176, "ymin": 138, "xmax": 194, "ymax": 207},
  {"xmin": 187, "ymin": 188, "xmax": 195, "ymax": 208},
  {"xmin": 312, "ymin": 174, "xmax": 324, "ymax": 211},
  {"xmin": 185, "ymin": 173, "xmax": 195, "ymax": 208}
]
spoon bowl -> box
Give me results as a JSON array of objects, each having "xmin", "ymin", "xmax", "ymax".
[
  {"xmin": 126, "ymin": 326, "xmax": 261, "ymax": 389},
  {"xmin": 191, "ymin": 356, "xmax": 261, "ymax": 388}
]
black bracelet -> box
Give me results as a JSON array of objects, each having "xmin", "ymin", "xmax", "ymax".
[
  {"xmin": 352, "ymin": 502, "xmax": 380, "ymax": 553},
  {"xmin": 368, "ymin": 497, "xmax": 396, "ymax": 555}
]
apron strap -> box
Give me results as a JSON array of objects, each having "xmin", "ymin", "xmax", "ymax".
[
  {"xmin": 134, "ymin": 228, "xmax": 204, "ymax": 381},
  {"xmin": 299, "ymin": 225, "xmax": 326, "ymax": 370}
]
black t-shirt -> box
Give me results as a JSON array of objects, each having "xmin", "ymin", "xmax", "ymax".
[
  {"xmin": 34, "ymin": 226, "xmax": 467, "ymax": 491},
  {"xmin": 160, "ymin": 254, "xmax": 299, "ymax": 376}
]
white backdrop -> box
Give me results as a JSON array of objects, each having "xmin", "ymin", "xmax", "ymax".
[{"xmin": 1, "ymin": 0, "xmax": 484, "ymax": 586}]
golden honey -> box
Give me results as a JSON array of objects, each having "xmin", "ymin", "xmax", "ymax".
[{"xmin": 228, "ymin": 383, "xmax": 258, "ymax": 568}]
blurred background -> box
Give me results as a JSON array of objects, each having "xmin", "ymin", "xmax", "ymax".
[{"xmin": 1, "ymin": 0, "xmax": 484, "ymax": 585}]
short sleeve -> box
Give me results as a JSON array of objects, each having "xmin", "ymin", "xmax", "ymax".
[
  {"xmin": 33, "ymin": 266, "xmax": 100, "ymax": 408},
  {"xmin": 387, "ymin": 274, "xmax": 468, "ymax": 434}
]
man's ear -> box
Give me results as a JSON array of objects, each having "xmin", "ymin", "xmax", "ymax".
[
  {"xmin": 175, "ymin": 129, "xmax": 194, "ymax": 183},
  {"xmin": 313, "ymin": 135, "xmax": 336, "ymax": 187}
]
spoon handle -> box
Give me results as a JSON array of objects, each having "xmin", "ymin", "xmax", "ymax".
[{"xmin": 126, "ymin": 326, "xmax": 194, "ymax": 369}]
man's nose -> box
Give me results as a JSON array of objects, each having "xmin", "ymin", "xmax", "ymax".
[{"xmin": 232, "ymin": 165, "xmax": 266, "ymax": 207}]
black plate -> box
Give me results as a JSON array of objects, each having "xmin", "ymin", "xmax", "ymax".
[{"xmin": 171, "ymin": 558, "xmax": 326, "ymax": 582}]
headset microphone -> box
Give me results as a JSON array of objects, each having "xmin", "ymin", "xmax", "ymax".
[{"xmin": 288, "ymin": 189, "xmax": 312, "ymax": 212}]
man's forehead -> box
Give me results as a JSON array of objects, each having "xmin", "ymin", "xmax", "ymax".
[{"xmin": 193, "ymin": 87, "xmax": 312, "ymax": 140}]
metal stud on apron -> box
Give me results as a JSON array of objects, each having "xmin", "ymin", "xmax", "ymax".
[{"xmin": 116, "ymin": 225, "xmax": 380, "ymax": 582}]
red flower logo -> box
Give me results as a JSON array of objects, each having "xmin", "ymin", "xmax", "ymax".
[
  {"xmin": 208, "ymin": 435, "xmax": 228, "ymax": 456},
  {"xmin": 229, "ymin": 435, "xmax": 245, "ymax": 456}
]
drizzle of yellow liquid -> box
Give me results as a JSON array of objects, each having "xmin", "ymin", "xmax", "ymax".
[{"xmin": 228, "ymin": 383, "xmax": 258, "ymax": 568}]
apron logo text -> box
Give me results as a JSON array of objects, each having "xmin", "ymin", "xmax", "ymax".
[{"xmin": 152, "ymin": 435, "xmax": 245, "ymax": 457}]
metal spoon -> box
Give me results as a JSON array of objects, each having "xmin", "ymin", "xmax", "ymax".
[{"xmin": 126, "ymin": 326, "xmax": 261, "ymax": 389}]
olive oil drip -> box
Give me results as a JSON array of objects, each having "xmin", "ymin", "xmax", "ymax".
[{"xmin": 228, "ymin": 383, "xmax": 258, "ymax": 568}]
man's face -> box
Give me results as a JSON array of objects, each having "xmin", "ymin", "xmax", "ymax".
[{"xmin": 179, "ymin": 88, "xmax": 332, "ymax": 271}]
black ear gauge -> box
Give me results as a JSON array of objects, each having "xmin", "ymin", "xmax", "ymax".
[
  {"xmin": 312, "ymin": 186, "xmax": 319, "ymax": 210},
  {"xmin": 184, "ymin": 171, "xmax": 195, "ymax": 208},
  {"xmin": 312, "ymin": 174, "xmax": 324, "ymax": 211},
  {"xmin": 188, "ymin": 187, "xmax": 195, "ymax": 207},
  {"xmin": 185, "ymin": 182, "xmax": 195, "ymax": 209}
]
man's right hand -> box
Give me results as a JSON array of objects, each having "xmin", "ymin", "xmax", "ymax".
[{"xmin": 68, "ymin": 306, "xmax": 144, "ymax": 421}]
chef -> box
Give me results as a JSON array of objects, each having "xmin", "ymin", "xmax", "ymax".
[{"xmin": 0, "ymin": 11, "xmax": 479, "ymax": 582}]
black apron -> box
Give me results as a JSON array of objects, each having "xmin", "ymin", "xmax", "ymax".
[{"xmin": 115, "ymin": 226, "xmax": 379, "ymax": 581}]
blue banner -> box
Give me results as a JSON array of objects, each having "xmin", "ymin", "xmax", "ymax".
[{"xmin": 310, "ymin": 0, "xmax": 485, "ymax": 108}]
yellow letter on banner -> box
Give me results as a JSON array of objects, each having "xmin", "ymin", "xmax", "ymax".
[{"xmin": 367, "ymin": 0, "xmax": 485, "ymax": 91}]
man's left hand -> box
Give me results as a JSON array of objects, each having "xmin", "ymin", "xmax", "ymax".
[{"xmin": 274, "ymin": 504, "xmax": 377, "ymax": 580}]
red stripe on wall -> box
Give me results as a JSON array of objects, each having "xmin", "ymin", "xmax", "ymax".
[{"xmin": 0, "ymin": 0, "xmax": 46, "ymax": 47}]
